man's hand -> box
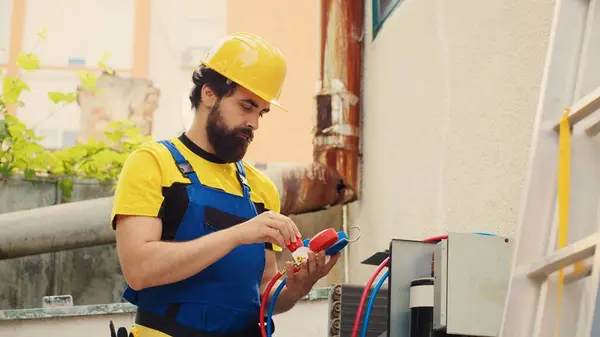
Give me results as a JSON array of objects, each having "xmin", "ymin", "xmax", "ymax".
[
  {"xmin": 232, "ymin": 211, "xmax": 302, "ymax": 248},
  {"xmin": 284, "ymin": 250, "xmax": 340, "ymax": 299}
]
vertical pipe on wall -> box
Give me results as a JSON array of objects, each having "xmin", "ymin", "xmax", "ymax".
[{"xmin": 314, "ymin": 0, "xmax": 363, "ymax": 204}]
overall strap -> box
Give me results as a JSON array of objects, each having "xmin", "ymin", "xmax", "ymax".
[
  {"xmin": 235, "ymin": 161, "xmax": 258, "ymax": 215},
  {"xmin": 157, "ymin": 140, "xmax": 201, "ymax": 185}
]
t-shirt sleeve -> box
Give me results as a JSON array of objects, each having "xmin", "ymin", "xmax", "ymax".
[{"xmin": 110, "ymin": 144, "xmax": 165, "ymax": 229}]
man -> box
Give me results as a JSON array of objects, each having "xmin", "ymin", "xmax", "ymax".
[{"xmin": 110, "ymin": 32, "xmax": 340, "ymax": 337}]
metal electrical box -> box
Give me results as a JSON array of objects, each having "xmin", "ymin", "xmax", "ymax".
[
  {"xmin": 433, "ymin": 233, "xmax": 513, "ymax": 336},
  {"xmin": 388, "ymin": 239, "xmax": 438, "ymax": 337}
]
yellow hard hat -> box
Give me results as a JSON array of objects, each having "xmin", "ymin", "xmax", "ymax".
[{"xmin": 201, "ymin": 32, "xmax": 287, "ymax": 110}]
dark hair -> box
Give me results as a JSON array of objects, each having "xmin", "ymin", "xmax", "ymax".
[{"xmin": 189, "ymin": 65, "xmax": 238, "ymax": 110}]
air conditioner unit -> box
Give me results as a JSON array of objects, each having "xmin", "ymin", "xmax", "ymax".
[{"xmin": 329, "ymin": 284, "xmax": 389, "ymax": 337}]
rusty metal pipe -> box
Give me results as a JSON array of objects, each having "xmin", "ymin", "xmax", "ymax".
[
  {"xmin": 0, "ymin": 197, "xmax": 115, "ymax": 260},
  {"xmin": 0, "ymin": 165, "xmax": 344, "ymax": 260},
  {"xmin": 314, "ymin": 0, "xmax": 364, "ymax": 204}
]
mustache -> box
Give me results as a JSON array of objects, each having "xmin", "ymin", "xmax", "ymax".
[{"xmin": 235, "ymin": 127, "xmax": 254, "ymax": 141}]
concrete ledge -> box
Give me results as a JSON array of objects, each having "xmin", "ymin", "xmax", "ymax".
[
  {"xmin": 0, "ymin": 287, "xmax": 332, "ymax": 321},
  {"xmin": 0, "ymin": 303, "xmax": 136, "ymax": 321}
]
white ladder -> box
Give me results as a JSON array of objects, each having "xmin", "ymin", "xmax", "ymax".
[{"xmin": 499, "ymin": 0, "xmax": 600, "ymax": 336}]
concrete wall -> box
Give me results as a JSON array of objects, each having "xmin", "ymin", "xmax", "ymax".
[
  {"xmin": 348, "ymin": 0, "xmax": 556, "ymax": 283},
  {"xmin": 0, "ymin": 178, "xmax": 120, "ymax": 310},
  {"xmin": 0, "ymin": 300, "xmax": 329, "ymax": 337},
  {"xmin": 0, "ymin": 177, "xmax": 344, "ymax": 311}
]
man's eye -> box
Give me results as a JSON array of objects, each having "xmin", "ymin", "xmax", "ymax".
[{"xmin": 241, "ymin": 104, "xmax": 252, "ymax": 111}]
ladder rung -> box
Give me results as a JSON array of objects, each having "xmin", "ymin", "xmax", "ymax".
[
  {"xmin": 553, "ymin": 85, "xmax": 600, "ymax": 132},
  {"xmin": 525, "ymin": 233, "xmax": 600, "ymax": 280}
]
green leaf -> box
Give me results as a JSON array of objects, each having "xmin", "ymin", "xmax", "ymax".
[
  {"xmin": 76, "ymin": 71, "xmax": 98, "ymax": 91},
  {"xmin": 0, "ymin": 165, "xmax": 11, "ymax": 177},
  {"xmin": 23, "ymin": 168, "xmax": 36, "ymax": 179},
  {"xmin": 37, "ymin": 27, "xmax": 48, "ymax": 40},
  {"xmin": 24, "ymin": 142, "xmax": 44, "ymax": 153},
  {"xmin": 48, "ymin": 91, "xmax": 77, "ymax": 104},
  {"xmin": 4, "ymin": 114, "xmax": 19, "ymax": 124},
  {"xmin": 58, "ymin": 178, "xmax": 74, "ymax": 201},
  {"xmin": 2, "ymin": 77, "xmax": 30, "ymax": 104},
  {"xmin": 17, "ymin": 52, "xmax": 41, "ymax": 71},
  {"xmin": 0, "ymin": 120, "xmax": 7, "ymax": 138}
]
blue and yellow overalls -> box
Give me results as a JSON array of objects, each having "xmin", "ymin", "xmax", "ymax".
[{"xmin": 122, "ymin": 140, "xmax": 274, "ymax": 336}]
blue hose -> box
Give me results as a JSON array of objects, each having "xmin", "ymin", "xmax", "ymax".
[
  {"xmin": 360, "ymin": 269, "xmax": 389, "ymax": 337},
  {"xmin": 267, "ymin": 278, "xmax": 287, "ymax": 337},
  {"xmin": 473, "ymin": 232, "xmax": 496, "ymax": 236}
]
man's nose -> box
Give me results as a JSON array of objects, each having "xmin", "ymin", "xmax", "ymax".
[{"xmin": 247, "ymin": 114, "xmax": 259, "ymax": 130}]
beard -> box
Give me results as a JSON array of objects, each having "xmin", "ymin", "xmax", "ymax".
[{"xmin": 205, "ymin": 101, "xmax": 254, "ymax": 163}]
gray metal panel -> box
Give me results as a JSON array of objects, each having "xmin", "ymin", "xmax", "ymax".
[
  {"xmin": 433, "ymin": 239, "xmax": 448, "ymax": 330},
  {"xmin": 445, "ymin": 232, "xmax": 514, "ymax": 336},
  {"xmin": 388, "ymin": 239, "xmax": 437, "ymax": 337}
]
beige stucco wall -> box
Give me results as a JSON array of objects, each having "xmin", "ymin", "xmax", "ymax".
[{"xmin": 348, "ymin": 0, "xmax": 556, "ymax": 283}]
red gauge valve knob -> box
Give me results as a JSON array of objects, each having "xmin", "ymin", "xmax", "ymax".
[
  {"xmin": 286, "ymin": 237, "xmax": 304, "ymax": 252},
  {"xmin": 309, "ymin": 228, "xmax": 339, "ymax": 252}
]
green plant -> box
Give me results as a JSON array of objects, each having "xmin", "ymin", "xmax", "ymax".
[{"xmin": 0, "ymin": 28, "xmax": 150, "ymax": 201}]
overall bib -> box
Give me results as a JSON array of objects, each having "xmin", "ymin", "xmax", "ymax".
[{"xmin": 122, "ymin": 140, "xmax": 270, "ymax": 336}]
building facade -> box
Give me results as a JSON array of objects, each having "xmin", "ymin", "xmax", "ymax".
[{"xmin": 0, "ymin": 0, "xmax": 317, "ymax": 164}]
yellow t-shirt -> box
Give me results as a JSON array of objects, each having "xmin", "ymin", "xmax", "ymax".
[{"xmin": 110, "ymin": 134, "xmax": 282, "ymax": 251}]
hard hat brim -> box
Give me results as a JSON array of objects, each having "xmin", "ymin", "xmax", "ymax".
[{"xmin": 200, "ymin": 60, "xmax": 288, "ymax": 112}]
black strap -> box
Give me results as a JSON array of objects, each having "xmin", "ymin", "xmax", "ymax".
[
  {"xmin": 165, "ymin": 303, "xmax": 182, "ymax": 320},
  {"xmin": 135, "ymin": 308, "xmax": 274, "ymax": 337}
]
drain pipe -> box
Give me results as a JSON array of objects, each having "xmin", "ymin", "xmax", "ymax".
[
  {"xmin": 0, "ymin": 164, "xmax": 344, "ymax": 260},
  {"xmin": 318, "ymin": 0, "xmax": 364, "ymax": 283}
]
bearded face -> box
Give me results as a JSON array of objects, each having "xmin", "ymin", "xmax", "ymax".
[{"xmin": 205, "ymin": 100, "xmax": 254, "ymax": 163}]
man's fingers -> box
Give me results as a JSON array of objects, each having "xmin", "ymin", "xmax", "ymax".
[
  {"xmin": 264, "ymin": 218, "xmax": 291, "ymax": 245},
  {"xmin": 282, "ymin": 218, "xmax": 296, "ymax": 246},
  {"xmin": 297, "ymin": 259, "xmax": 309, "ymax": 278},
  {"xmin": 324, "ymin": 253, "xmax": 341, "ymax": 273},
  {"xmin": 307, "ymin": 251, "xmax": 317, "ymax": 274},
  {"xmin": 285, "ymin": 261, "xmax": 296, "ymax": 279},
  {"xmin": 266, "ymin": 212, "xmax": 301, "ymax": 242},
  {"xmin": 284, "ymin": 216, "xmax": 301, "ymax": 240},
  {"xmin": 264, "ymin": 227, "xmax": 285, "ymax": 248},
  {"xmin": 315, "ymin": 251, "xmax": 326, "ymax": 272}
]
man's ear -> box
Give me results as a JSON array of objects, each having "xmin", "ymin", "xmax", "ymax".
[{"xmin": 200, "ymin": 85, "xmax": 217, "ymax": 108}]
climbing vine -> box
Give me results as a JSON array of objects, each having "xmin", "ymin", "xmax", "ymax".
[{"xmin": 0, "ymin": 28, "xmax": 150, "ymax": 200}]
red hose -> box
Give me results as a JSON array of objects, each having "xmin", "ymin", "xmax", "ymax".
[
  {"xmin": 350, "ymin": 234, "xmax": 448, "ymax": 337},
  {"xmin": 260, "ymin": 271, "xmax": 283, "ymax": 337},
  {"xmin": 422, "ymin": 234, "xmax": 448, "ymax": 243}
]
